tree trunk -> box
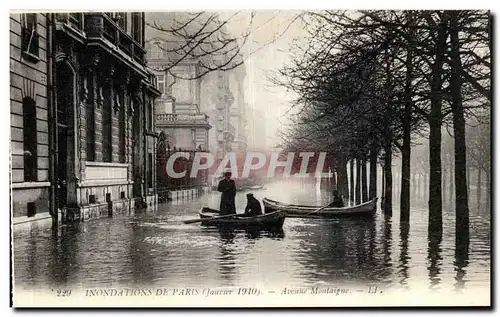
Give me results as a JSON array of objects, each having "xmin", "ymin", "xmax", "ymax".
[
  {"xmin": 355, "ymin": 159, "xmax": 361, "ymax": 205},
  {"xmin": 328, "ymin": 155, "xmax": 337, "ymax": 191},
  {"xmin": 428, "ymin": 14, "xmax": 447, "ymax": 237},
  {"xmin": 369, "ymin": 147, "xmax": 378, "ymax": 199},
  {"xmin": 400, "ymin": 13, "xmax": 414, "ymax": 222},
  {"xmin": 337, "ymin": 159, "xmax": 349, "ymax": 201},
  {"xmin": 449, "ymin": 11, "xmax": 470, "ymax": 237},
  {"xmin": 384, "ymin": 146, "xmax": 393, "ymax": 216},
  {"xmin": 350, "ymin": 159, "xmax": 355, "ymax": 205},
  {"xmin": 477, "ymin": 168, "xmax": 481, "ymax": 211},
  {"xmin": 362, "ymin": 159, "xmax": 368, "ymax": 202},
  {"xmin": 330, "ymin": 169, "xmax": 337, "ymax": 191}
]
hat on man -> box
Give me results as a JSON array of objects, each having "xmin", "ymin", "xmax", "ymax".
[{"xmin": 246, "ymin": 193, "xmax": 254, "ymax": 197}]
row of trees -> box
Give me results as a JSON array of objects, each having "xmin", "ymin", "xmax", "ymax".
[{"xmin": 275, "ymin": 10, "xmax": 491, "ymax": 238}]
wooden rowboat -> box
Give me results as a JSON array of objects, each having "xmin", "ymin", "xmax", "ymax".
[
  {"xmin": 262, "ymin": 197, "xmax": 378, "ymax": 218},
  {"xmin": 199, "ymin": 207, "xmax": 286, "ymax": 230}
]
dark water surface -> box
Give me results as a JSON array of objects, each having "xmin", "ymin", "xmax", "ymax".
[{"xmin": 13, "ymin": 180, "xmax": 490, "ymax": 294}]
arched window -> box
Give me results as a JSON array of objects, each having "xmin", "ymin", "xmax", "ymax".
[{"xmin": 23, "ymin": 97, "xmax": 37, "ymax": 182}]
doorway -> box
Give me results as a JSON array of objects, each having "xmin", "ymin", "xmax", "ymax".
[{"xmin": 56, "ymin": 61, "xmax": 76, "ymax": 209}]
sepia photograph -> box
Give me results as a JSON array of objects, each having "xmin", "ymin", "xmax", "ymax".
[{"xmin": 8, "ymin": 7, "xmax": 491, "ymax": 308}]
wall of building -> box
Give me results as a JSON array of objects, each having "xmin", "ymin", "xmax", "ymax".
[
  {"xmin": 10, "ymin": 13, "xmax": 50, "ymax": 219},
  {"xmin": 11, "ymin": 13, "xmax": 159, "ymax": 226}
]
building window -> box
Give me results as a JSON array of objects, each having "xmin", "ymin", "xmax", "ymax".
[
  {"xmin": 151, "ymin": 41, "xmax": 163, "ymax": 59},
  {"xmin": 119, "ymin": 91, "xmax": 126, "ymax": 163},
  {"xmin": 115, "ymin": 12, "xmax": 127, "ymax": 30},
  {"xmin": 86, "ymin": 72, "xmax": 95, "ymax": 161},
  {"xmin": 131, "ymin": 12, "xmax": 142, "ymax": 44},
  {"xmin": 102, "ymin": 86, "xmax": 112, "ymax": 162},
  {"xmin": 156, "ymin": 75, "xmax": 165, "ymax": 95},
  {"xmin": 27, "ymin": 202, "xmax": 36, "ymax": 217},
  {"xmin": 21, "ymin": 13, "xmax": 39, "ymax": 58},
  {"xmin": 23, "ymin": 97, "xmax": 38, "ymax": 182}
]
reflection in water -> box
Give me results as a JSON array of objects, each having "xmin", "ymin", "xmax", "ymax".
[
  {"xmin": 383, "ymin": 216, "xmax": 393, "ymax": 271},
  {"xmin": 293, "ymin": 216, "xmax": 386, "ymax": 285},
  {"xmin": 218, "ymin": 228, "xmax": 236, "ymax": 243},
  {"xmin": 49, "ymin": 225, "xmax": 80, "ymax": 287},
  {"xmin": 24, "ymin": 230, "xmax": 39, "ymax": 286},
  {"xmin": 12, "ymin": 180, "xmax": 489, "ymax": 294},
  {"xmin": 129, "ymin": 223, "xmax": 156, "ymax": 286},
  {"xmin": 398, "ymin": 221, "xmax": 410, "ymax": 288},
  {"xmin": 427, "ymin": 227, "xmax": 443, "ymax": 291},
  {"xmin": 454, "ymin": 228, "xmax": 470, "ymax": 292},
  {"xmin": 218, "ymin": 238, "xmax": 237, "ymax": 283}
]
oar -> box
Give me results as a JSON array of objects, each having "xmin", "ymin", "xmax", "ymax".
[
  {"xmin": 305, "ymin": 204, "xmax": 330, "ymax": 216},
  {"xmin": 183, "ymin": 213, "xmax": 238, "ymax": 224}
]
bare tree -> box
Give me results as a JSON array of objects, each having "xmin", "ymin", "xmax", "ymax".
[{"xmin": 146, "ymin": 11, "xmax": 302, "ymax": 80}]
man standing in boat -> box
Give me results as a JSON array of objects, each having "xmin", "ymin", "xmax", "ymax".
[
  {"xmin": 328, "ymin": 190, "xmax": 344, "ymax": 208},
  {"xmin": 217, "ymin": 171, "xmax": 237, "ymax": 215},
  {"xmin": 243, "ymin": 193, "xmax": 263, "ymax": 217}
]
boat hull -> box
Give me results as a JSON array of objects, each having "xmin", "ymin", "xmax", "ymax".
[
  {"xmin": 262, "ymin": 197, "xmax": 378, "ymax": 218},
  {"xmin": 199, "ymin": 208, "xmax": 286, "ymax": 230}
]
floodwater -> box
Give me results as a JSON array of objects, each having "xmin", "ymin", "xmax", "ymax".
[{"xmin": 13, "ymin": 179, "xmax": 490, "ymax": 298}]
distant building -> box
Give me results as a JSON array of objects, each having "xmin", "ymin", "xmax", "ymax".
[
  {"xmin": 228, "ymin": 64, "xmax": 248, "ymax": 153},
  {"xmin": 145, "ymin": 12, "xmax": 248, "ymax": 184},
  {"xmin": 145, "ymin": 12, "xmax": 212, "ymax": 193},
  {"xmin": 10, "ymin": 12, "xmax": 159, "ymax": 227}
]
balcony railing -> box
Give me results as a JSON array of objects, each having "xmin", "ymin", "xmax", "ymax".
[
  {"xmin": 156, "ymin": 113, "xmax": 209, "ymax": 123},
  {"xmin": 84, "ymin": 13, "xmax": 146, "ymax": 65}
]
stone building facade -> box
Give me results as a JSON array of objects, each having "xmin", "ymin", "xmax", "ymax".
[
  {"xmin": 199, "ymin": 65, "xmax": 248, "ymax": 180},
  {"xmin": 145, "ymin": 13, "xmax": 212, "ymax": 194},
  {"xmin": 144, "ymin": 12, "xmax": 251, "ymax": 187},
  {"xmin": 227, "ymin": 63, "xmax": 248, "ymax": 153},
  {"xmin": 10, "ymin": 12, "xmax": 160, "ymax": 226},
  {"xmin": 10, "ymin": 13, "xmax": 52, "ymax": 225}
]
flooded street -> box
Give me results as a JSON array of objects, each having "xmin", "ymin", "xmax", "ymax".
[{"xmin": 13, "ymin": 179, "xmax": 490, "ymax": 295}]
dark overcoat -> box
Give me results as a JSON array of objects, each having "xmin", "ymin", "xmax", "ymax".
[{"xmin": 217, "ymin": 178, "xmax": 236, "ymax": 215}]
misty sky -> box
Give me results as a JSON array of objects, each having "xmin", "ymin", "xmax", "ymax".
[{"xmin": 221, "ymin": 10, "xmax": 307, "ymax": 149}]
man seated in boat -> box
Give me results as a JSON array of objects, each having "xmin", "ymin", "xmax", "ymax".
[
  {"xmin": 217, "ymin": 171, "xmax": 237, "ymax": 215},
  {"xmin": 328, "ymin": 190, "xmax": 344, "ymax": 208},
  {"xmin": 243, "ymin": 193, "xmax": 263, "ymax": 217}
]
